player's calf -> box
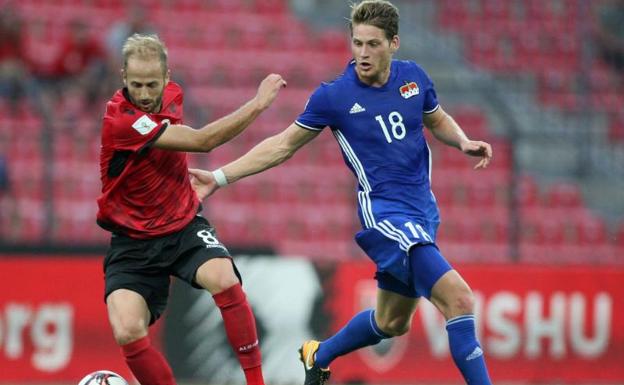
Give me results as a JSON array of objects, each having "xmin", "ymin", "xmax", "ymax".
[
  {"xmin": 213, "ymin": 283, "xmax": 265, "ymax": 385},
  {"xmin": 446, "ymin": 315, "xmax": 493, "ymax": 385}
]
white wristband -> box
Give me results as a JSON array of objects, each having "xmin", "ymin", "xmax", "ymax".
[{"xmin": 212, "ymin": 168, "xmax": 228, "ymax": 187}]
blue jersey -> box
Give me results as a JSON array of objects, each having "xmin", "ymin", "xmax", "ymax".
[{"xmin": 295, "ymin": 60, "xmax": 444, "ymax": 283}]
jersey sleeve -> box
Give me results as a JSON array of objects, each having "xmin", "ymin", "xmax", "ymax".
[
  {"xmin": 104, "ymin": 105, "xmax": 169, "ymax": 152},
  {"xmin": 421, "ymin": 69, "xmax": 440, "ymax": 114},
  {"xmin": 295, "ymin": 85, "xmax": 333, "ymax": 131}
]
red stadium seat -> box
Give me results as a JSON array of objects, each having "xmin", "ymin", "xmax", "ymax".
[
  {"xmin": 466, "ymin": 180, "xmax": 497, "ymax": 208},
  {"xmin": 278, "ymin": 239, "xmax": 355, "ymax": 261},
  {"xmin": 536, "ymin": 217, "xmax": 566, "ymax": 246},
  {"xmin": 545, "ymin": 182, "xmax": 583, "ymax": 209},
  {"xmin": 576, "ymin": 215, "xmax": 608, "ymax": 246},
  {"xmin": 482, "ymin": 0, "xmax": 511, "ymax": 21},
  {"xmin": 516, "ymin": 174, "xmax": 540, "ymax": 207},
  {"xmin": 608, "ymin": 111, "xmax": 624, "ymax": 142},
  {"xmin": 615, "ymin": 223, "xmax": 624, "ymax": 248},
  {"xmin": 253, "ymin": 0, "xmax": 287, "ymax": 14},
  {"xmin": 439, "ymin": 240, "xmax": 510, "ymax": 264}
]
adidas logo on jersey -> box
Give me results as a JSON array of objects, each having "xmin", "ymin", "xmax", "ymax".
[
  {"xmin": 349, "ymin": 103, "xmax": 366, "ymax": 114},
  {"xmin": 466, "ymin": 346, "xmax": 483, "ymax": 361}
]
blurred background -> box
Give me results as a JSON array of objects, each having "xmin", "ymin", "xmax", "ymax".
[{"xmin": 0, "ymin": 0, "xmax": 622, "ymax": 384}]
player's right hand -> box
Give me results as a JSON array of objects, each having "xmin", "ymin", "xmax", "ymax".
[
  {"xmin": 188, "ymin": 168, "xmax": 219, "ymax": 200},
  {"xmin": 254, "ymin": 74, "xmax": 287, "ymax": 110}
]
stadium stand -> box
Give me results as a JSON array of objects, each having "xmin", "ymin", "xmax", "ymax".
[{"xmin": 0, "ymin": 0, "xmax": 620, "ymax": 266}]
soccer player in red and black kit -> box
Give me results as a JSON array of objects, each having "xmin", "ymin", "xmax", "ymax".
[{"xmin": 96, "ymin": 34, "xmax": 286, "ymax": 385}]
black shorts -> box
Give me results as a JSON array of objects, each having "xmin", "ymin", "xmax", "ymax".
[{"xmin": 103, "ymin": 215, "xmax": 239, "ymax": 324}]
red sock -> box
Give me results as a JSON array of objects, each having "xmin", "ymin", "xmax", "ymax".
[
  {"xmin": 121, "ymin": 336, "xmax": 176, "ymax": 385},
  {"xmin": 213, "ymin": 283, "xmax": 264, "ymax": 385}
]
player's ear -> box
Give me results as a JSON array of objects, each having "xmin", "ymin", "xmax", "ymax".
[
  {"xmin": 165, "ymin": 69, "xmax": 171, "ymax": 84},
  {"xmin": 121, "ymin": 68, "xmax": 127, "ymax": 86},
  {"xmin": 391, "ymin": 35, "xmax": 400, "ymax": 53}
]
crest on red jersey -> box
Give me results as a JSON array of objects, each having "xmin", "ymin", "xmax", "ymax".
[
  {"xmin": 132, "ymin": 115, "xmax": 158, "ymax": 135},
  {"xmin": 399, "ymin": 81, "xmax": 419, "ymax": 99}
]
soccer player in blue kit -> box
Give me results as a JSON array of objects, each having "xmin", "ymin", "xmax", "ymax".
[{"xmin": 189, "ymin": 1, "xmax": 494, "ymax": 384}]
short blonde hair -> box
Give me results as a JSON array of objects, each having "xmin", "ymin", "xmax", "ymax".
[{"xmin": 122, "ymin": 33, "xmax": 168, "ymax": 75}]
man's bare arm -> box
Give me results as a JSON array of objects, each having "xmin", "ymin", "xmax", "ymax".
[
  {"xmin": 187, "ymin": 123, "xmax": 320, "ymax": 200},
  {"xmin": 222, "ymin": 123, "xmax": 320, "ymax": 183},
  {"xmin": 154, "ymin": 74, "xmax": 286, "ymax": 152},
  {"xmin": 424, "ymin": 106, "xmax": 492, "ymax": 169}
]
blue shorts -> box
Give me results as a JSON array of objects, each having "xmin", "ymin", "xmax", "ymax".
[
  {"xmin": 375, "ymin": 244, "xmax": 452, "ymax": 299},
  {"xmin": 355, "ymin": 217, "xmax": 451, "ymax": 299}
]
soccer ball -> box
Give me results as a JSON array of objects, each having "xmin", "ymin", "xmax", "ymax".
[{"xmin": 78, "ymin": 370, "xmax": 129, "ymax": 385}]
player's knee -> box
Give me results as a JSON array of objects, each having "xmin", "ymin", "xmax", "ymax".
[
  {"xmin": 215, "ymin": 275, "xmax": 238, "ymax": 293},
  {"xmin": 206, "ymin": 273, "xmax": 240, "ymax": 294},
  {"xmin": 111, "ymin": 318, "xmax": 148, "ymax": 346},
  {"xmin": 196, "ymin": 259, "xmax": 240, "ymax": 294},
  {"xmin": 432, "ymin": 273, "xmax": 476, "ymax": 318},
  {"xmin": 449, "ymin": 288, "xmax": 475, "ymax": 317},
  {"xmin": 378, "ymin": 316, "xmax": 411, "ymax": 337}
]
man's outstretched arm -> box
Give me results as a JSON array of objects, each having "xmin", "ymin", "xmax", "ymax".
[
  {"xmin": 154, "ymin": 74, "xmax": 286, "ymax": 152},
  {"xmin": 189, "ymin": 123, "xmax": 320, "ymax": 199}
]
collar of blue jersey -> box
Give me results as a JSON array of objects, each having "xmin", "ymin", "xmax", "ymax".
[{"xmin": 348, "ymin": 59, "xmax": 399, "ymax": 90}]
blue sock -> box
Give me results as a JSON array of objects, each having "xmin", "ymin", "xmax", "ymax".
[
  {"xmin": 315, "ymin": 309, "xmax": 390, "ymax": 368},
  {"xmin": 446, "ymin": 315, "xmax": 492, "ymax": 385}
]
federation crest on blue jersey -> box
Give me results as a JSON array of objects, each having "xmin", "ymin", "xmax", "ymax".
[{"xmin": 399, "ymin": 81, "xmax": 419, "ymax": 99}]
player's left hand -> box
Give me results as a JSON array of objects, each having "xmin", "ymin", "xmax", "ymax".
[
  {"xmin": 460, "ymin": 140, "xmax": 492, "ymax": 169},
  {"xmin": 188, "ymin": 168, "xmax": 219, "ymax": 200}
]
